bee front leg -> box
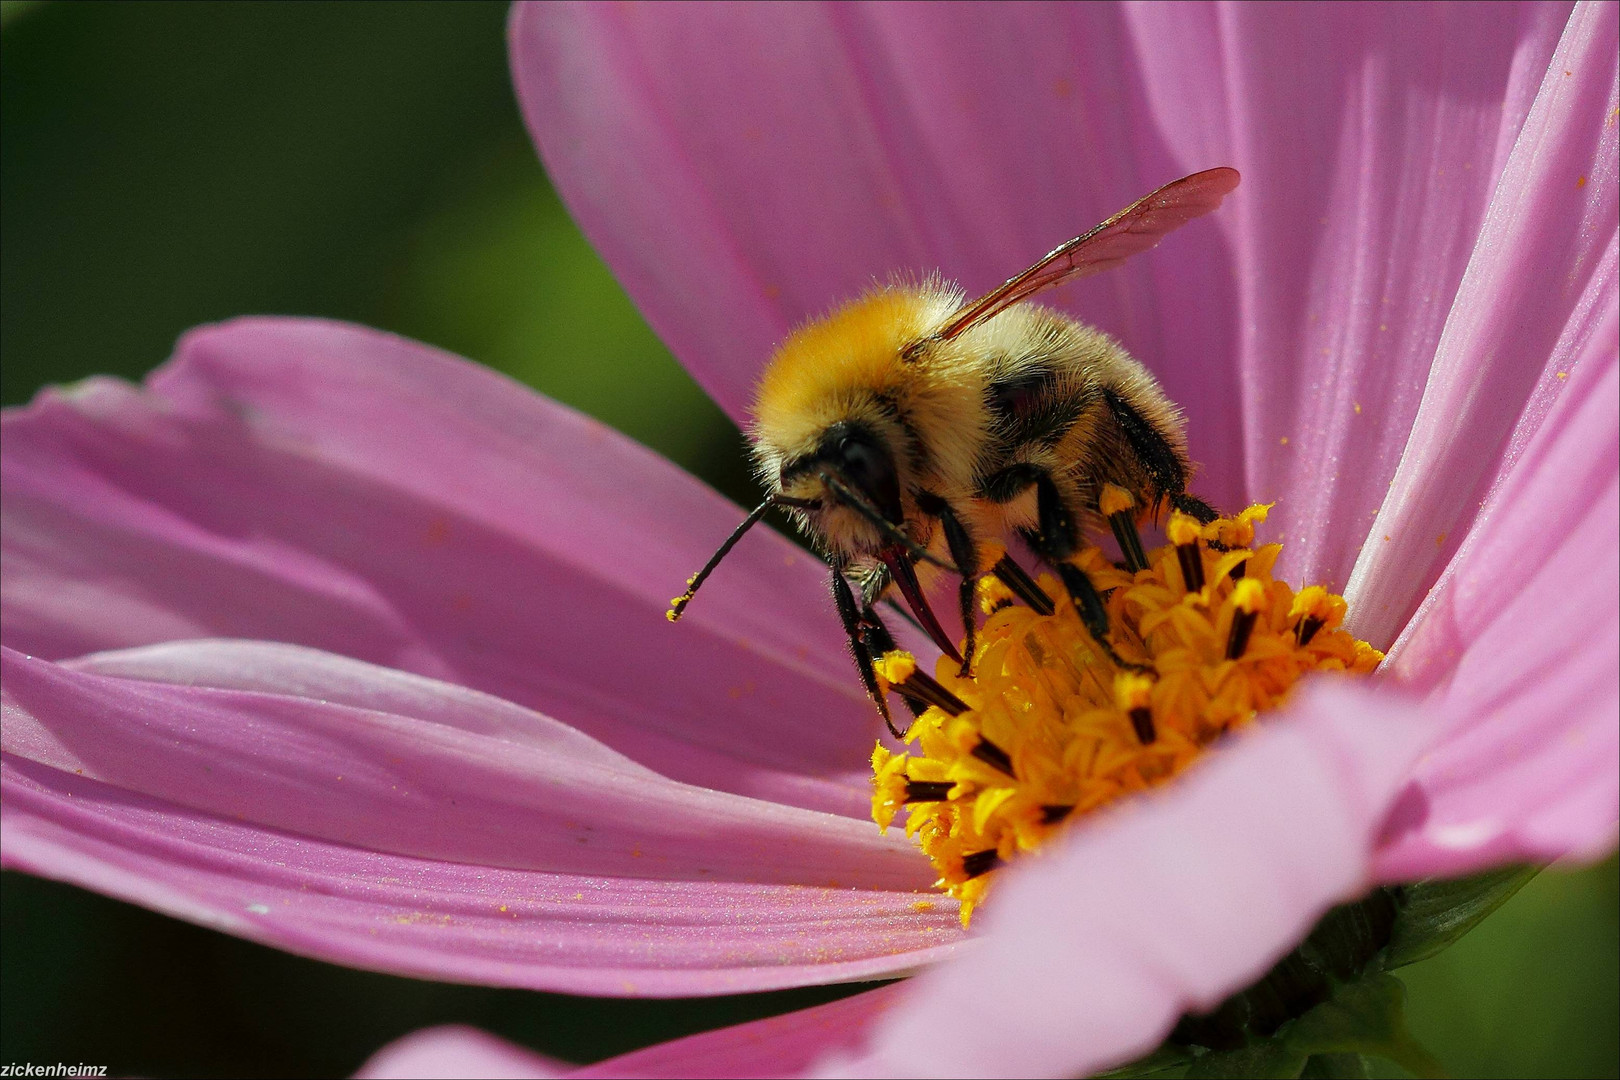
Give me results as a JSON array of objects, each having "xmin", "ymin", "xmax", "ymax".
[
  {"xmin": 856, "ymin": 566, "xmax": 937, "ymax": 717},
  {"xmin": 854, "ymin": 562, "xmax": 916, "ymax": 635},
  {"xmin": 830, "ymin": 563, "xmax": 910, "ymax": 739}
]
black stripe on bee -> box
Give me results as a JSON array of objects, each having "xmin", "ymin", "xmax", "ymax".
[
  {"xmin": 1103, "ymin": 388, "xmax": 1186, "ymax": 497},
  {"xmin": 986, "ymin": 366, "xmax": 1078, "ymax": 449},
  {"xmin": 871, "ymin": 390, "xmax": 930, "ymax": 475}
]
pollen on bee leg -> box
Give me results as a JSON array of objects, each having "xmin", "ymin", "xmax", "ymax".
[
  {"xmin": 665, "ymin": 576, "xmax": 700, "ymax": 622},
  {"xmin": 1100, "ymin": 483, "xmax": 1149, "ymax": 573}
]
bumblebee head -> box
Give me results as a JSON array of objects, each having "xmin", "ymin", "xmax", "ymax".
[
  {"xmin": 747, "ymin": 284, "xmax": 962, "ymax": 557},
  {"xmin": 774, "ymin": 419, "xmax": 904, "ymax": 555},
  {"xmin": 668, "ymin": 284, "xmax": 958, "ymax": 625}
]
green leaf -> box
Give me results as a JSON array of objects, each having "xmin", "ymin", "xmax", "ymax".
[
  {"xmin": 1299, "ymin": 1054, "xmax": 1369, "ymax": 1078},
  {"xmin": 1383, "ymin": 865, "xmax": 1540, "ymax": 970},
  {"xmin": 1284, "ymin": 974, "xmax": 1446, "ymax": 1079},
  {"xmin": 1184, "ymin": 1041, "xmax": 1307, "ymax": 1079},
  {"xmin": 1096, "ymin": 1044, "xmax": 1195, "ymax": 1077}
]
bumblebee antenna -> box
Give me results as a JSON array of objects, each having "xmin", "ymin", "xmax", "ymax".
[{"xmin": 666, "ymin": 497, "xmax": 776, "ymax": 622}]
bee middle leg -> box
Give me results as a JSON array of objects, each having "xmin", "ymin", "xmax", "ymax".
[
  {"xmin": 981, "ymin": 463, "xmax": 1144, "ymax": 670},
  {"xmin": 912, "ymin": 492, "xmax": 983, "ymax": 676},
  {"xmin": 1101, "ymin": 388, "xmax": 1220, "ymax": 525}
]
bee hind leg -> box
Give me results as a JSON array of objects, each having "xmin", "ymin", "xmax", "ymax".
[
  {"xmin": 1102, "ymin": 388, "xmax": 1221, "ymax": 524},
  {"xmin": 1171, "ymin": 492, "xmax": 1220, "ymax": 524}
]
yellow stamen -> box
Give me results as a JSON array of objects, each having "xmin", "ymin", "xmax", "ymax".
[
  {"xmin": 1099, "ymin": 483, "xmax": 1136, "ymax": 518},
  {"xmin": 1204, "ymin": 502, "xmax": 1272, "ymax": 549},
  {"xmin": 869, "ymin": 504, "xmax": 1381, "ymax": 926},
  {"xmin": 874, "ymin": 651, "xmax": 917, "ymax": 688},
  {"xmin": 1167, "ymin": 512, "xmax": 1202, "ymax": 545}
]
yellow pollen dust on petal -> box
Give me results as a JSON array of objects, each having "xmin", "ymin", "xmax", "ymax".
[{"xmin": 869, "ymin": 504, "xmax": 1382, "ymax": 927}]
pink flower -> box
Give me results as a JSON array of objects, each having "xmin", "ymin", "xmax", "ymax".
[{"xmin": 4, "ymin": 1, "xmax": 1615, "ymax": 1077}]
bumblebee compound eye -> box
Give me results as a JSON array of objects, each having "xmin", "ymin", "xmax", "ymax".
[{"xmin": 820, "ymin": 422, "xmax": 902, "ymax": 525}]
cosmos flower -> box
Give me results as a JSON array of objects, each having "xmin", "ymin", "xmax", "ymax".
[{"xmin": 3, "ymin": 2, "xmax": 1615, "ymax": 1078}]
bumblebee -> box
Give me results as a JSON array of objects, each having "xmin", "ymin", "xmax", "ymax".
[{"xmin": 671, "ymin": 168, "xmax": 1240, "ymax": 736}]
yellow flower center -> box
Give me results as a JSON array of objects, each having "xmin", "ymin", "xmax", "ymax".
[{"xmin": 870, "ymin": 503, "xmax": 1383, "ymax": 925}]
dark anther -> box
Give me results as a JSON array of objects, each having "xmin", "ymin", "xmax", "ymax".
[
  {"xmin": 1296, "ymin": 616, "xmax": 1325, "ymax": 646},
  {"xmin": 961, "ymin": 849, "xmax": 1002, "ymax": 879},
  {"xmin": 1109, "ymin": 511, "xmax": 1150, "ymax": 574},
  {"xmin": 1129, "ymin": 706, "xmax": 1157, "ymax": 744},
  {"xmin": 1176, "ymin": 542, "xmax": 1206, "ymax": 593},
  {"xmin": 990, "ymin": 553, "xmax": 1055, "ymax": 615},
  {"xmin": 1229, "ymin": 558, "xmax": 1247, "ymax": 580},
  {"xmin": 970, "ymin": 737, "xmax": 1016, "ymax": 777},
  {"xmin": 1226, "ymin": 609, "xmax": 1259, "ymax": 660},
  {"xmin": 889, "ymin": 668, "xmax": 971, "ymax": 717},
  {"xmin": 986, "ymin": 597, "xmax": 1014, "ymax": 615},
  {"xmin": 903, "ymin": 779, "xmax": 955, "ymax": 804},
  {"xmin": 1040, "ymin": 804, "xmax": 1074, "ymax": 825}
]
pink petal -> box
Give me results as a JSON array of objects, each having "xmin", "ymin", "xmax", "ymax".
[
  {"xmin": 514, "ymin": 2, "xmax": 1579, "ymax": 583},
  {"xmin": 511, "ymin": 2, "xmax": 1244, "ymax": 485},
  {"xmin": 0, "ymin": 317, "xmax": 882, "ymax": 814},
  {"xmin": 1129, "ymin": 2, "xmax": 1577, "ymax": 591},
  {"xmin": 1346, "ymin": 0, "xmax": 1618, "ymax": 642},
  {"xmin": 356, "ymin": 1026, "xmax": 567, "ymax": 1080},
  {"xmin": 1376, "ymin": 311, "xmax": 1619, "ymax": 877},
  {"xmin": 825, "ymin": 680, "xmax": 1433, "ymax": 1078},
  {"xmin": 1, "ymin": 642, "xmax": 924, "ymax": 886},
  {"xmin": 357, "ymin": 990, "xmax": 907, "ymax": 1080},
  {"xmin": 2, "ymin": 755, "xmax": 963, "ymax": 996},
  {"xmin": 574, "ymin": 984, "xmax": 903, "ymax": 1079}
]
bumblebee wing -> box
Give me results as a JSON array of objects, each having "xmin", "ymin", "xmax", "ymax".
[{"xmin": 935, "ymin": 167, "xmax": 1239, "ymax": 342}]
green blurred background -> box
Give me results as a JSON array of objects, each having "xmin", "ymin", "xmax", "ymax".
[{"xmin": 1, "ymin": 3, "xmax": 1614, "ymax": 1076}]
